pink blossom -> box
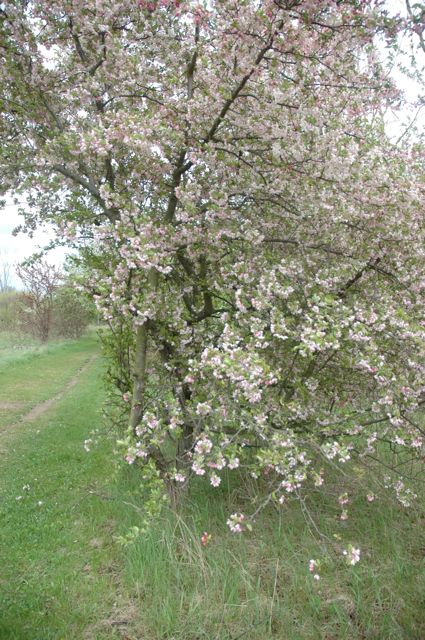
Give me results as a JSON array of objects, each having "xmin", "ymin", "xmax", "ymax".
[
  {"xmin": 210, "ymin": 473, "xmax": 221, "ymax": 487},
  {"xmin": 173, "ymin": 472, "xmax": 186, "ymax": 483},
  {"xmin": 227, "ymin": 513, "xmax": 246, "ymax": 534},
  {"xmin": 343, "ymin": 547, "xmax": 361, "ymax": 565},
  {"xmin": 191, "ymin": 462, "xmax": 205, "ymax": 476},
  {"xmin": 195, "ymin": 437, "xmax": 213, "ymax": 455},
  {"xmin": 338, "ymin": 493, "xmax": 349, "ymax": 506},
  {"xmin": 201, "ymin": 531, "xmax": 211, "ymax": 546}
]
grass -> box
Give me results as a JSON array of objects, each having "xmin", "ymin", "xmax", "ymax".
[
  {"xmin": 121, "ymin": 475, "xmax": 425, "ymax": 640},
  {"xmin": 0, "ymin": 331, "xmax": 424, "ymax": 639},
  {"xmin": 0, "ymin": 338, "xmax": 121, "ymax": 639}
]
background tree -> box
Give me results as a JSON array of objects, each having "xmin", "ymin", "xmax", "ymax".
[
  {"xmin": 0, "ymin": 1, "xmax": 424, "ymax": 525},
  {"xmin": 0, "ymin": 289, "xmax": 19, "ymax": 332},
  {"xmin": 17, "ymin": 260, "xmax": 62, "ymax": 342},
  {"xmin": 52, "ymin": 282, "xmax": 94, "ymax": 339}
]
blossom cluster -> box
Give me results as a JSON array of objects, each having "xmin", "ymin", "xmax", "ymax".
[{"xmin": 2, "ymin": 0, "xmax": 424, "ymax": 553}]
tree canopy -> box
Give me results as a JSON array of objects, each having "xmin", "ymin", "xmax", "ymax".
[{"xmin": 0, "ymin": 0, "xmax": 424, "ymax": 530}]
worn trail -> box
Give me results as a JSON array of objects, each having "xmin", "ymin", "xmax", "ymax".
[
  {"xmin": 23, "ymin": 354, "xmax": 98, "ymax": 422},
  {"xmin": 0, "ymin": 354, "xmax": 97, "ymax": 440}
]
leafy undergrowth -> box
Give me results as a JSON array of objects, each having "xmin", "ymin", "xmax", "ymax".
[{"xmin": 0, "ymin": 335, "xmax": 424, "ymax": 639}]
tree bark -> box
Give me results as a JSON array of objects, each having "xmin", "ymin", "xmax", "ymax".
[
  {"xmin": 129, "ymin": 319, "xmax": 150, "ymax": 433},
  {"xmin": 129, "ymin": 269, "xmax": 158, "ymax": 432}
]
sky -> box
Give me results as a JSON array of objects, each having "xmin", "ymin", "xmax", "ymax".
[
  {"xmin": 0, "ymin": 199, "xmax": 68, "ymax": 287},
  {"xmin": 0, "ymin": 0, "xmax": 422, "ymax": 288}
]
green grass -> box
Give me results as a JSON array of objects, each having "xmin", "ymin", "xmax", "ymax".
[
  {"xmin": 0, "ymin": 331, "xmax": 41, "ymax": 367},
  {"xmin": 0, "ymin": 332, "xmax": 424, "ymax": 639},
  {"xmin": 120, "ymin": 474, "xmax": 425, "ymax": 640},
  {"xmin": 0, "ymin": 337, "xmax": 131, "ymax": 640}
]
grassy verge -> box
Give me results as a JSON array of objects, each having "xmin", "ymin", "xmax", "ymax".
[
  {"xmin": 119, "ymin": 469, "xmax": 425, "ymax": 640},
  {"xmin": 0, "ymin": 331, "xmax": 73, "ymax": 368},
  {"xmin": 0, "ymin": 334, "xmax": 424, "ymax": 639},
  {"xmin": 0, "ymin": 348, "xmax": 126, "ymax": 640}
]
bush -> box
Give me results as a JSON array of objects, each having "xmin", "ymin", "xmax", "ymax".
[
  {"xmin": 0, "ymin": 290, "xmax": 21, "ymax": 332},
  {"xmin": 52, "ymin": 286, "xmax": 94, "ymax": 339}
]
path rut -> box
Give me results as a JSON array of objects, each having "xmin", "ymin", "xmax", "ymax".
[
  {"xmin": 0, "ymin": 354, "xmax": 97, "ymax": 440},
  {"xmin": 23, "ymin": 354, "xmax": 98, "ymax": 422}
]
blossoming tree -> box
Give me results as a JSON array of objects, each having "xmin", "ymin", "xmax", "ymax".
[{"xmin": 0, "ymin": 0, "xmax": 424, "ymax": 527}]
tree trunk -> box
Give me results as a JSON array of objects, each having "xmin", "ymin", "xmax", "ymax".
[
  {"xmin": 129, "ymin": 319, "xmax": 150, "ymax": 433},
  {"xmin": 129, "ymin": 269, "xmax": 158, "ymax": 432},
  {"xmin": 166, "ymin": 477, "xmax": 189, "ymax": 511}
]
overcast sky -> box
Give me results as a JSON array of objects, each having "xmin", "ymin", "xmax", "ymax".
[
  {"xmin": 0, "ymin": 200, "xmax": 67, "ymax": 287},
  {"xmin": 0, "ymin": 0, "xmax": 422, "ymax": 287}
]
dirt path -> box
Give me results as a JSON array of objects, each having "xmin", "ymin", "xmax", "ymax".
[
  {"xmin": 23, "ymin": 354, "xmax": 98, "ymax": 422},
  {"xmin": 0, "ymin": 355, "xmax": 98, "ymax": 440},
  {"xmin": 0, "ymin": 402, "xmax": 26, "ymax": 410}
]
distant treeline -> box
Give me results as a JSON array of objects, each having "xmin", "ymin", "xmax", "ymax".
[{"xmin": 0, "ymin": 286, "xmax": 95, "ymax": 341}]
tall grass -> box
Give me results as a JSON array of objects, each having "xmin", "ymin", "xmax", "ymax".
[
  {"xmin": 120, "ymin": 469, "xmax": 425, "ymax": 639},
  {"xmin": 0, "ymin": 335, "xmax": 424, "ymax": 639}
]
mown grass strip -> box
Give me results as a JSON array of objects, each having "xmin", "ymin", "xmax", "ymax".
[{"xmin": 0, "ymin": 349, "xmax": 130, "ymax": 640}]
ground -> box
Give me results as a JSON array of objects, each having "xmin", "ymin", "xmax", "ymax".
[{"xmin": 0, "ymin": 332, "xmax": 424, "ymax": 639}]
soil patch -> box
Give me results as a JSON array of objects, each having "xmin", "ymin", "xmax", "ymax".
[{"xmin": 0, "ymin": 402, "xmax": 26, "ymax": 410}]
